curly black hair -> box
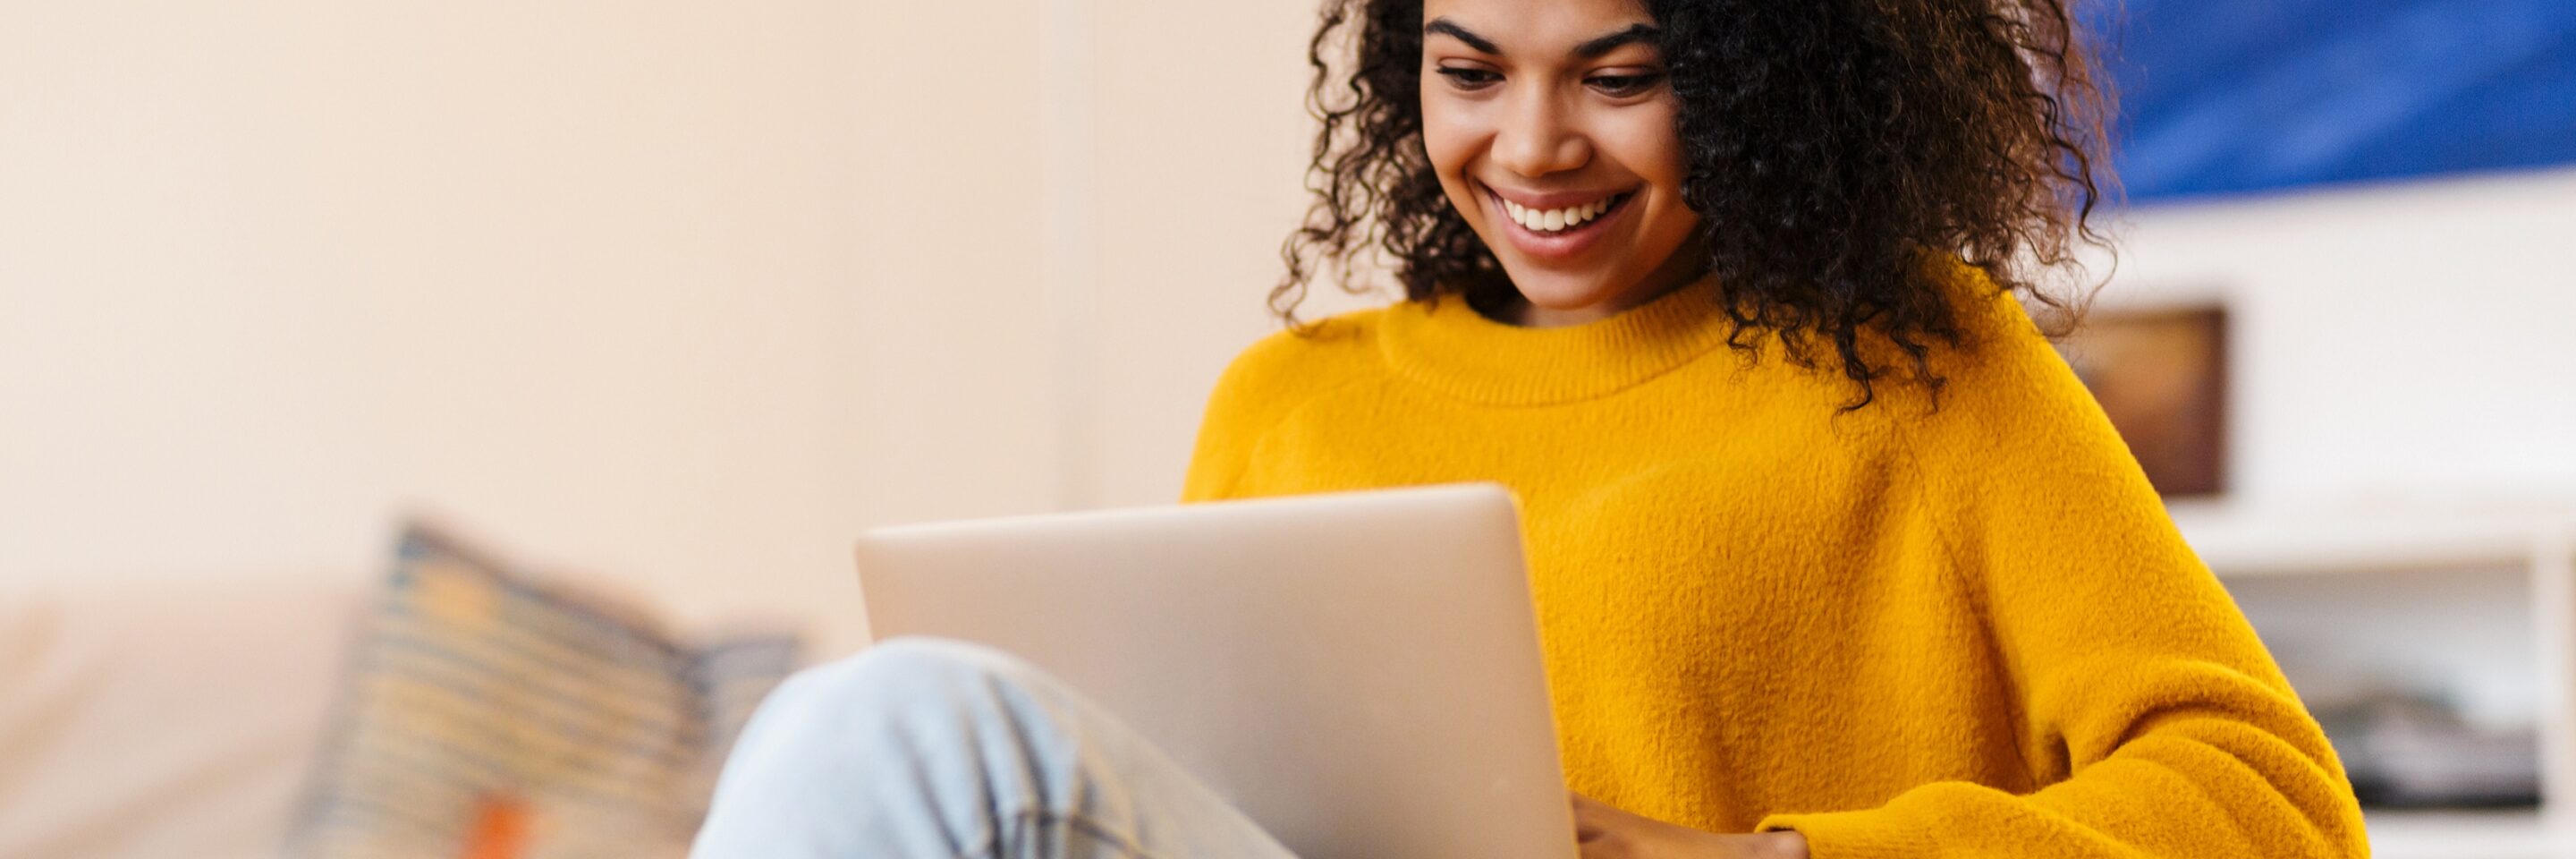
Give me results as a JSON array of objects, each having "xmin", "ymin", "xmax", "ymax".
[{"xmin": 1275, "ymin": 0, "xmax": 2117, "ymax": 409}]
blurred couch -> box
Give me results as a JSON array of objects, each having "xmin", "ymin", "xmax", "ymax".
[{"xmin": 0, "ymin": 574, "xmax": 364, "ymax": 859}]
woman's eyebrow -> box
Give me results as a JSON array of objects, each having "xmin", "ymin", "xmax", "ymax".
[
  {"xmin": 1421, "ymin": 18, "xmax": 1662, "ymax": 60},
  {"xmin": 1424, "ymin": 18, "xmax": 1499, "ymax": 55},
  {"xmin": 1572, "ymin": 23, "xmax": 1661, "ymax": 59}
]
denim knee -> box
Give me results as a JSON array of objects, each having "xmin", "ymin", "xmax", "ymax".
[{"xmin": 759, "ymin": 636, "xmax": 1051, "ymax": 738}]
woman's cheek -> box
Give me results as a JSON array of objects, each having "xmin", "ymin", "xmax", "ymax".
[{"xmin": 1420, "ymin": 106, "xmax": 1488, "ymax": 221}]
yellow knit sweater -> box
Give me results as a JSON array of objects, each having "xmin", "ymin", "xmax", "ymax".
[{"xmin": 1180, "ymin": 268, "xmax": 2369, "ymax": 857}]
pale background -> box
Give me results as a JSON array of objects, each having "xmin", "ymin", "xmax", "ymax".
[{"xmin": 5, "ymin": 0, "xmax": 2572, "ymax": 657}]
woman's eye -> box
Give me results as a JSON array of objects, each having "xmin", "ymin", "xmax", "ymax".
[
  {"xmin": 1587, "ymin": 72, "xmax": 1666, "ymax": 97},
  {"xmin": 1435, "ymin": 67, "xmax": 1503, "ymax": 89}
]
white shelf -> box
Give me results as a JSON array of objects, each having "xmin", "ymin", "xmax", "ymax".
[
  {"xmin": 2366, "ymin": 808, "xmax": 2568, "ymax": 859},
  {"xmin": 2169, "ymin": 502, "xmax": 2570, "ymax": 579},
  {"xmin": 2169, "ymin": 504, "xmax": 2576, "ymax": 859}
]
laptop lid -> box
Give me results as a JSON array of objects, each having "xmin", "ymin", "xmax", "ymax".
[{"xmin": 854, "ymin": 482, "xmax": 1575, "ymax": 859}]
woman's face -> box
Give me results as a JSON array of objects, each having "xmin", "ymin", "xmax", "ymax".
[{"xmin": 1419, "ymin": 0, "xmax": 1704, "ymax": 327}]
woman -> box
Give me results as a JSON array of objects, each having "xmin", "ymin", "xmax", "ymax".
[{"xmin": 694, "ymin": 0, "xmax": 2371, "ymax": 856}]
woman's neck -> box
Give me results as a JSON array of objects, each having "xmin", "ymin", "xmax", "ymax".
[{"xmin": 1488, "ymin": 266, "xmax": 1713, "ymax": 328}]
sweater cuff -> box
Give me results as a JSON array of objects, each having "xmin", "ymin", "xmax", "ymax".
[{"xmin": 1756, "ymin": 805, "xmax": 1942, "ymax": 859}]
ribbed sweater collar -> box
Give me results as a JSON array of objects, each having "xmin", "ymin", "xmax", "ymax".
[{"xmin": 1377, "ymin": 274, "xmax": 1735, "ymax": 405}]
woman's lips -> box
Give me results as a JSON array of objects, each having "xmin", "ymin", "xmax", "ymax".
[{"xmin": 1483, "ymin": 183, "xmax": 1635, "ymax": 262}]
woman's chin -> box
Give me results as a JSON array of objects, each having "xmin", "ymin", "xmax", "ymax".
[{"xmin": 1497, "ymin": 270, "xmax": 1634, "ymax": 325}]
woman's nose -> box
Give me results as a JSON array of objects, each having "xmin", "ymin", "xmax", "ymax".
[{"xmin": 1489, "ymin": 89, "xmax": 1591, "ymax": 179}]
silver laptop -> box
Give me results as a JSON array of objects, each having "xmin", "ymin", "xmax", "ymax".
[{"xmin": 854, "ymin": 482, "xmax": 1576, "ymax": 859}]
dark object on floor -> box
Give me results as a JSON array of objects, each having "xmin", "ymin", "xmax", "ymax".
[{"xmin": 2312, "ymin": 689, "xmax": 2540, "ymax": 809}]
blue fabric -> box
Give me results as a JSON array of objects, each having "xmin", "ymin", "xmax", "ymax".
[{"xmin": 2093, "ymin": 0, "xmax": 2576, "ymax": 200}]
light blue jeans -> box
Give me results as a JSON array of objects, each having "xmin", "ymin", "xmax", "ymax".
[{"xmin": 691, "ymin": 636, "xmax": 1301, "ymax": 858}]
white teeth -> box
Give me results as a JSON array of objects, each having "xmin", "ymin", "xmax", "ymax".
[{"xmin": 1501, "ymin": 195, "xmax": 1618, "ymax": 233}]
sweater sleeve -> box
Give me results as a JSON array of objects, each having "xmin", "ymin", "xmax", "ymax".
[
  {"xmin": 1179, "ymin": 324, "xmax": 1333, "ymax": 504},
  {"xmin": 1179, "ymin": 340, "xmax": 1272, "ymax": 504},
  {"xmin": 1753, "ymin": 295, "xmax": 2371, "ymax": 857},
  {"xmin": 1178, "ymin": 314, "xmax": 1382, "ymax": 503}
]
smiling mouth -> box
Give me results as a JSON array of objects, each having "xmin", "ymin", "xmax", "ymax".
[{"xmin": 1492, "ymin": 190, "xmax": 1635, "ymax": 235}]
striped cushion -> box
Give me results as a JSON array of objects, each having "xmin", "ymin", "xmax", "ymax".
[{"xmin": 286, "ymin": 524, "xmax": 798, "ymax": 859}]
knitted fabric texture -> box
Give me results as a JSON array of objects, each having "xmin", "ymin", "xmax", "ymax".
[{"xmin": 1181, "ymin": 268, "xmax": 2368, "ymax": 857}]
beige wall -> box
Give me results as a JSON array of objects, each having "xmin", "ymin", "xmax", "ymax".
[
  {"xmin": 5, "ymin": 1, "xmax": 2572, "ymax": 657},
  {"xmin": 1081, "ymin": 0, "xmax": 1388, "ymax": 507},
  {"xmin": 0, "ymin": 1, "xmax": 1066, "ymax": 653}
]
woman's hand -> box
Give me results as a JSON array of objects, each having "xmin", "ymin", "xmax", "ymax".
[{"xmin": 1571, "ymin": 793, "xmax": 1810, "ymax": 859}]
